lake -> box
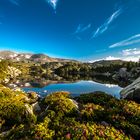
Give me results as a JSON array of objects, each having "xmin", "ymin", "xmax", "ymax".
[{"xmin": 23, "ymin": 80, "xmax": 123, "ymax": 98}]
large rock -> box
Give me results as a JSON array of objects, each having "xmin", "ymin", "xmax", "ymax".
[
  {"xmin": 24, "ymin": 104, "xmax": 36, "ymax": 123},
  {"xmin": 120, "ymin": 77, "xmax": 140, "ymax": 102},
  {"xmin": 112, "ymin": 68, "xmax": 129, "ymax": 81},
  {"xmin": 32, "ymin": 102, "xmax": 41, "ymax": 113},
  {"xmin": 119, "ymin": 68, "xmax": 128, "ymax": 78},
  {"xmin": 8, "ymin": 83, "xmax": 17, "ymax": 88}
]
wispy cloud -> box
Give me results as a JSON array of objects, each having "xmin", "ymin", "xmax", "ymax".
[
  {"xmin": 89, "ymin": 49, "xmax": 140, "ymax": 63},
  {"xmin": 74, "ymin": 24, "xmax": 91, "ymax": 34},
  {"xmin": 91, "ymin": 8, "xmax": 123, "ymax": 39},
  {"xmin": 47, "ymin": 0, "xmax": 59, "ymax": 12},
  {"xmin": 109, "ymin": 34, "xmax": 140, "ymax": 48},
  {"xmin": 9, "ymin": 0, "xmax": 19, "ymax": 6},
  {"xmin": 122, "ymin": 56, "xmax": 140, "ymax": 62},
  {"xmin": 8, "ymin": 0, "xmax": 59, "ymax": 10},
  {"xmin": 89, "ymin": 56, "xmax": 120, "ymax": 63},
  {"xmin": 105, "ymin": 55, "xmax": 140, "ymax": 62},
  {"xmin": 121, "ymin": 48, "xmax": 140, "ymax": 62},
  {"xmin": 105, "ymin": 48, "xmax": 140, "ymax": 62},
  {"xmin": 105, "ymin": 56, "xmax": 120, "ymax": 61},
  {"xmin": 73, "ymin": 23, "xmax": 92, "ymax": 41},
  {"xmin": 122, "ymin": 48, "xmax": 140, "ymax": 56}
]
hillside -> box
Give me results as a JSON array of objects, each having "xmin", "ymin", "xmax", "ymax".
[
  {"xmin": 92, "ymin": 60, "xmax": 126, "ymax": 67},
  {"xmin": 0, "ymin": 51, "xmax": 77, "ymax": 63}
]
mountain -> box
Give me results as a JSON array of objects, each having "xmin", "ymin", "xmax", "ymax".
[
  {"xmin": 0, "ymin": 51, "xmax": 17, "ymax": 59},
  {"xmin": 92, "ymin": 60, "xmax": 125, "ymax": 67},
  {"xmin": 0, "ymin": 50, "xmax": 77, "ymax": 63}
]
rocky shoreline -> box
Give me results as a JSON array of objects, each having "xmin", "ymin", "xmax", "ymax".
[{"xmin": 121, "ymin": 77, "xmax": 140, "ymax": 103}]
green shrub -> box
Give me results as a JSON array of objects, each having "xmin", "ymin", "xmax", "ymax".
[
  {"xmin": 44, "ymin": 92, "xmax": 77, "ymax": 115},
  {"xmin": 75, "ymin": 91, "xmax": 114, "ymax": 105},
  {"xmin": 80, "ymin": 103, "xmax": 104, "ymax": 121},
  {"xmin": 32, "ymin": 117, "xmax": 55, "ymax": 139},
  {"xmin": 1, "ymin": 90, "xmax": 140, "ymax": 139},
  {"xmin": 0, "ymin": 86, "xmax": 36, "ymax": 129},
  {"xmin": 55, "ymin": 118, "xmax": 131, "ymax": 139}
]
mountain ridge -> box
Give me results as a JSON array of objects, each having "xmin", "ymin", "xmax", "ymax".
[
  {"xmin": 0, "ymin": 50, "xmax": 138, "ymax": 64},
  {"xmin": 0, "ymin": 50, "xmax": 77, "ymax": 63}
]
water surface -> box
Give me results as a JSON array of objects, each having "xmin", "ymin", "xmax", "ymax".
[{"xmin": 23, "ymin": 80, "xmax": 123, "ymax": 98}]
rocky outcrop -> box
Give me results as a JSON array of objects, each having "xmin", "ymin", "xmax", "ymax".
[
  {"xmin": 7, "ymin": 66, "xmax": 21, "ymax": 78},
  {"xmin": 32, "ymin": 102, "xmax": 41, "ymax": 113},
  {"xmin": 1, "ymin": 66, "xmax": 22, "ymax": 84},
  {"xmin": 113, "ymin": 68, "xmax": 129, "ymax": 81},
  {"xmin": 118, "ymin": 68, "xmax": 128, "ymax": 78},
  {"xmin": 120, "ymin": 77, "xmax": 140, "ymax": 102}
]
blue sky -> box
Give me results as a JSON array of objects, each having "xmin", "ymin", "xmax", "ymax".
[{"xmin": 0, "ymin": 0, "xmax": 140, "ymax": 61}]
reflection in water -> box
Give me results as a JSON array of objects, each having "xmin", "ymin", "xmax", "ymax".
[
  {"xmin": 23, "ymin": 80, "xmax": 123, "ymax": 99},
  {"xmin": 104, "ymin": 84, "xmax": 118, "ymax": 88}
]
